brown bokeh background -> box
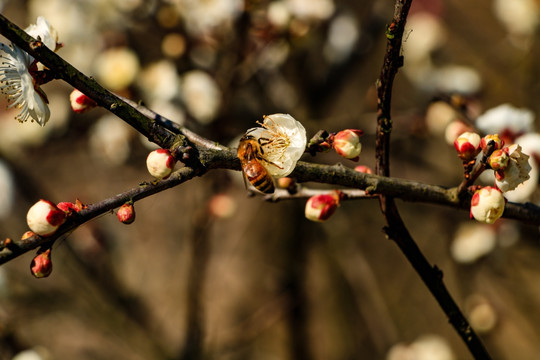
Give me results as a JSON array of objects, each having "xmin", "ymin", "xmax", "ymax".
[{"xmin": 0, "ymin": 0, "xmax": 539, "ymax": 359}]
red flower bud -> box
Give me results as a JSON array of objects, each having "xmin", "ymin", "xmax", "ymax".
[
  {"xmin": 69, "ymin": 89, "xmax": 97, "ymax": 113},
  {"xmin": 305, "ymin": 191, "xmax": 341, "ymax": 222},
  {"xmin": 30, "ymin": 248, "xmax": 53, "ymax": 278},
  {"xmin": 454, "ymin": 132, "xmax": 481, "ymax": 161},
  {"xmin": 333, "ymin": 129, "xmax": 363, "ymax": 160},
  {"xmin": 117, "ymin": 203, "xmax": 136, "ymax": 224}
]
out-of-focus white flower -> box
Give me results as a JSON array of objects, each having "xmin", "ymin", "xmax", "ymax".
[
  {"xmin": 247, "ymin": 113, "xmax": 307, "ymax": 177},
  {"xmin": 465, "ymin": 294, "xmax": 498, "ymax": 334},
  {"xmin": 94, "ymin": 47, "xmax": 140, "ymax": 91},
  {"xmin": 0, "ymin": 160, "xmax": 14, "ymax": 219},
  {"xmin": 181, "ymin": 70, "xmax": 221, "ymax": 124},
  {"xmin": 425, "ymin": 101, "xmax": 460, "ymax": 136},
  {"xmin": 387, "ymin": 334, "xmax": 456, "ymax": 360},
  {"xmin": 495, "ymin": 144, "xmax": 531, "ymax": 192},
  {"xmin": 476, "ymin": 104, "xmax": 534, "ymax": 141},
  {"xmin": 454, "ymin": 131, "xmax": 481, "ymax": 161},
  {"xmin": 0, "ymin": 44, "xmax": 50, "ymax": 126},
  {"xmin": 450, "ymin": 222, "xmax": 497, "ymax": 263},
  {"xmin": 493, "ymin": 0, "xmax": 539, "ymax": 37},
  {"xmin": 324, "ymin": 13, "xmax": 359, "ymax": 63},
  {"xmin": 137, "ymin": 60, "xmax": 181, "ymax": 102},
  {"xmin": 12, "ymin": 347, "xmax": 50, "ymax": 360},
  {"xmin": 286, "ymin": 0, "xmax": 335, "ymax": 21},
  {"xmin": 404, "ymin": 12, "xmax": 446, "ymax": 63},
  {"xmin": 178, "ymin": 0, "xmax": 243, "ymax": 36},
  {"xmin": 431, "ymin": 65, "xmax": 482, "ymax": 95},
  {"xmin": 267, "ymin": 1, "xmax": 291, "ymax": 29},
  {"xmin": 89, "ymin": 115, "xmax": 134, "ymax": 165},
  {"xmin": 470, "ymin": 186, "xmax": 505, "ymax": 224},
  {"xmin": 444, "ymin": 120, "xmax": 474, "ymax": 146}
]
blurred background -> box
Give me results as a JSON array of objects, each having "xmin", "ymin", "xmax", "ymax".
[{"xmin": 0, "ymin": 0, "xmax": 539, "ymax": 359}]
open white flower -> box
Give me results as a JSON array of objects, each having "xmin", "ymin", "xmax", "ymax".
[
  {"xmin": 0, "ymin": 17, "xmax": 58, "ymax": 126},
  {"xmin": 495, "ymin": 144, "xmax": 531, "ymax": 192},
  {"xmin": 0, "ymin": 44, "xmax": 50, "ymax": 125},
  {"xmin": 247, "ymin": 113, "xmax": 306, "ymax": 177}
]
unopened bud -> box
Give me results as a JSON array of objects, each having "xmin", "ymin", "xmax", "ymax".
[
  {"xmin": 333, "ymin": 129, "xmax": 363, "ymax": 160},
  {"xmin": 146, "ymin": 149, "xmax": 176, "ymax": 179},
  {"xmin": 69, "ymin": 89, "xmax": 97, "ymax": 113},
  {"xmin": 117, "ymin": 203, "xmax": 135, "ymax": 224},
  {"xmin": 305, "ymin": 192, "xmax": 341, "ymax": 222},
  {"xmin": 30, "ymin": 248, "xmax": 53, "ymax": 278},
  {"xmin": 26, "ymin": 200, "xmax": 66, "ymax": 236},
  {"xmin": 488, "ymin": 149, "xmax": 509, "ymax": 171},
  {"xmin": 480, "ymin": 134, "xmax": 504, "ymax": 152},
  {"xmin": 454, "ymin": 132, "xmax": 481, "ymax": 161},
  {"xmin": 21, "ymin": 231, "xmax": 36, "ymax": 241},
  {"xmin": 470, "ymin": 186, "xmax": 505, "ymax": 224}
]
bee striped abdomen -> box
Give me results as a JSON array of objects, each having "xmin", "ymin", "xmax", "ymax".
[{"xmin": 245, "ymin": 162, "xmax": 274, "ymax": 193}]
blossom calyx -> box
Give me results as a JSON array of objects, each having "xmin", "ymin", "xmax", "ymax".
[
  {"xmin": 305, "ymin": 191, "xmax": 342, "ymax": 222},
  {"xmin": 454, "ymin": 132, "xmax": 481, "ymax": 161},
  {"xmin": 146, "ymin": 149, "xmax": 176, "ymax": 179},
  {"xmin": 26, "ymin": 200, "xmax": 66, "ymax": 236},
  {"xmin": 30, "ymin": 248, "xmax": 53, "ymax": 278},
  {"xmin": 117, "ymin": 203, "xmax": 136, "ymax": 224},
  {"xmin": 470, "ymin": 187, "xmax": 505, "ymax": 224},
  {"xmin": 494, "ymin": 144, "xmax": 531, "ymax": 192},
  {"xmin": 333, "ymin": 129, "xmax": 363, "ymax": 160},
  {"xmin": 70, "ymin": 89, "xmax": 97, "ymax": 113}
]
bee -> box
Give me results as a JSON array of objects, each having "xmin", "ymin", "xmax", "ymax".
[{"xmin": 237, "ymin": 134, "xmax": 275, "ymax": 194}]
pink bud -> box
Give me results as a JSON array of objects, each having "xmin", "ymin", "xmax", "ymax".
[
  {"xmin": 30, "ymin": 248, "xmax": 53, "ymax": 278},
  {"xmin": 305, "ymin": 192, "xmax": 341, "ymax": 222},
  {"xmin": 488, "ymin": 149, "xmax": 509, "ymax": 171},
  {"xmin": 146, "ymin": 149, "xmax": 176, "ymax": 179},
  {"xmin": 333, "ymin": 129, "xmax": 363, "ymax": 160},
  {"xmin": 26, "ymin": 200, "xmax": 66, "ymax": 236},
  {"xmin": 454, "ymin": 132, "xmax": 481, "ymax": 161},
  {"xmin": 470, "ymin": 186, "xmax": 505, "ymax": 224},
  {"xmin": 354, "ymin": 165, "xmax": 373, "ymax": 174},
  {"xmin": 480, "ymin": 134, "xmax": 504, "ymax": 152},
  {"xmin": 117, "ymin": 203, "xmax": 136, "ymax": 224},
  {"xmin": 69, "ymin": 89, "xmax": 97, "ymax": 113}
]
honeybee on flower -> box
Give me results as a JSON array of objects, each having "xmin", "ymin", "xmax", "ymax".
[{"xmin": 238, "ymin": 113, "xmax": 307, "ymax": 193}]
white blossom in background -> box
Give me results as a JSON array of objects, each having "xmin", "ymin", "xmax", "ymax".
[
  {"xmin": 286, "ymin": 0, "xmax": 335, "ymax": 21},
  {"xmin": 176, "ymin": 0, "xmax": 243, "ymax": 36},
  {"xmin": 137, "ymin": 60, "xmax": 181, "ymax": 102},
  {"xmin": 465, "ymin": 294, "xmax": 498, "ymax": 334},
  {"xmin": 493, "ymin": 0, "xmax": 539, "ymax": 39},
  {"xmin": 94, "ymin": 47, "xmax": 140, "ymax": 92},
  {"xmin": 387, "ymin": 334, "xmax": 456, "ymax": 360},
  {"xmin": 404, "ymin": 12, "xmax": 446, "ymax": 64},
  {"xmin": 450, "ymin": 223, "xmax": 497, "ymax": 264},
  {"xmin": 89, "ymin": 115, "xmax": 134, "ymax": 165},
  {"xmin": 476, "ymin": 103, "xmax": 534, "ymax": 140},
  {"xmin": 324, "ymin": 13, "xmax": 359, "ymax": 64},
  {"xmin": 181, "ymin": 70, "xmax": 221, "ymax": 124},
  {"xmin": 430, "ymin": 65, "xmax": 482, "ymax": 95},
  {"xmin": 267, "ymin": 1, "xmax": 292, "ymax": 29},
  {"xmin": 246, "ymin": 113, "xmax": 306, "ymax": 177},
  {"xmin": 0, "ymin": 160, "xmax": 14, "ymax": 219}
]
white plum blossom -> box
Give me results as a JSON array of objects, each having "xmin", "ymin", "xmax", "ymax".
[
  {"xmin": 181, "ymin": 70, "xmax": 221, "ymax": 124},
  {"xmin": 247, "ymin": 113, "xmax": 307, "ymax": 177},
  {"xmin": 0, "ymin": 17, "xmax": 59, "ymax": 126},
  {"xmin": 450, "ymin": 223, "xmax": 497, "ymax": 263},
  {"xmin": 476, "ymin": 103, "xmax": 534, "ymax": 141},
  {"xmin": 495, "ymin": 144, "xmax": 531, "ymax": 192}
]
